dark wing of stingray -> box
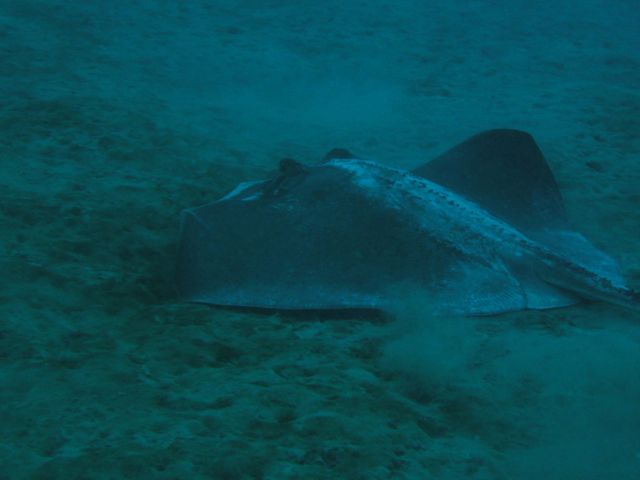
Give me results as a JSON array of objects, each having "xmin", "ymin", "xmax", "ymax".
[
  {"xmin": 176, "ymin": 162, "xmax": 471, "ymax": 310},
  {"xmin": 412, "ymin": 129, "xmax": 569, "ymax": 232},
  {"xmin": 413, "ymin": 129, "xmax": 626, "ymax": 288}
]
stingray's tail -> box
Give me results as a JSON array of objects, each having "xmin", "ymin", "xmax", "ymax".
[
  {"xmin": 539, "ymin": 256, "xmax": 640, "ymax": 313},
  {"xmin": 553, "ymin": 277, "xmax": 640, "ymax": 313},
  {"xmin": 614, "ymin": 287, "xmax": 640, "ymax": 313},
  {"xmin": 601, "ymin": 288, "xmax": 640, "ymax": 312}
]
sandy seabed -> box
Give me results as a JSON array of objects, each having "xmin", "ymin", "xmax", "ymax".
[{"xmin": 1, "ymin": 1, "xmax": 639, "ymax": 479}]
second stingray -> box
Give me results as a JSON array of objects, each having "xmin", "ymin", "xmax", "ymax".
[{"xmin": 176, "ymin": 129, "xmax": 639, "ymax": 315}]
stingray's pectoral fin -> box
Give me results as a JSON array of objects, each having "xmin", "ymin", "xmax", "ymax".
[
  {"xmin": 508, "ymin": 263, "xmax": 581, "ymax": 310},
  {"xmin": 438, "ymin": 259, "xmax": 583, "ymax": 315},
  {"xmin": 429, "ymin": 260, "xmax": 527, "ymax": 315}
]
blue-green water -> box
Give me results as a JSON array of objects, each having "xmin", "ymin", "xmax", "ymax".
[{"xmin": 1, "ymin": 1, "xmax": 639, "ymax": 478}]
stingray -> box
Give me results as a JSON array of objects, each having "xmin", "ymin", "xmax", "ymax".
[{"xmin": 176, "ymin": 129, "xmax": 639, "ymax": 315}]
